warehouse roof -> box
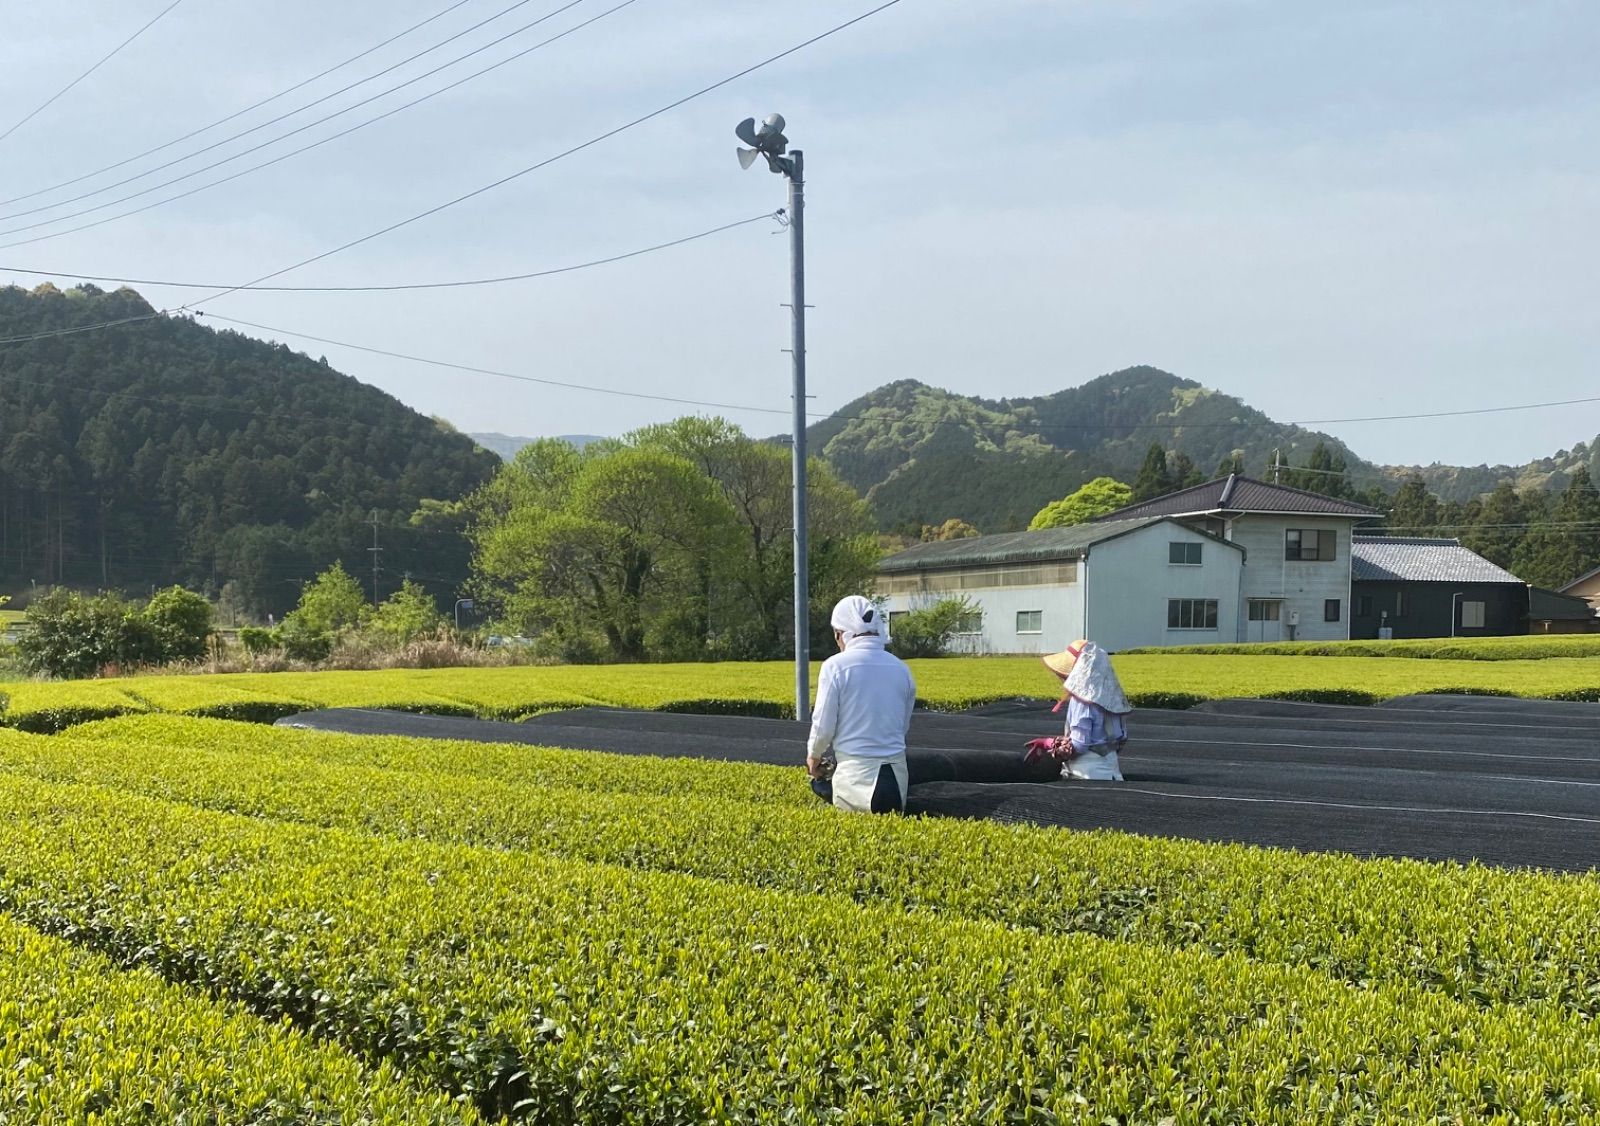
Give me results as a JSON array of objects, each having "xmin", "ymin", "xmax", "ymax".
[
  {"xmin": 1096, "ymin": 474, "xmax": 1381, "ymax": 521},
  {"xmin": 1351, "ymin": 537, "xmax": 1524, "ymax": 585},
  {"xmin": 878, "ymin": 517, "xmax": 1240, "ymax": 574}
]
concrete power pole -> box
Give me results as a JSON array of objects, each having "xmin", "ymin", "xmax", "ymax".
[
  {"xmin": 367, "ymin": 510, "xmax": 382, "ymax": 607},
  {"xmin": 735, "ymin": 113, "xmax": 810, "ymax": 722}
]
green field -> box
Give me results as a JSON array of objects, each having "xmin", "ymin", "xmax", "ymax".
[
  {"xmin": 1, "ymin": 714, "xmax": 1599, "ymax": 1121},
  {"xmin": 1, "ymin": 650, "xmax": 1598, "ymax": 731}
]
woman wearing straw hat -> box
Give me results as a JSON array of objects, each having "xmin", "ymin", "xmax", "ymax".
[
  {"xmin": 1024, "ymin": 639, "xmax": 1131, "ymax": 781},
  {"xmin": 805, "ymin": 595, "xmax": 917, "ymax": 813}
]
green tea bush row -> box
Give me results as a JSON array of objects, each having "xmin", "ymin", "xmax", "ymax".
[
  {"xmin": 1, "ymin": 774, "xmax": 1597, "ymax": 1124},
  {"xmin": 37, "ymin": 719, "xmax": 1600, "ymax": 1015},
  {"xmin": 1125, "ymin": 634, "xmax": 1600, "ymax": 661},
  {"xmin": 75, "ymin": 715, "xmax": 810, "ymax": 807},
  {"xmin": 0, "ymin": 912, "xmax": 472, "ymax": 1124},
  {"xmin": 3, "ymin": 655, "xmax": 1597, "ymax": 731}
]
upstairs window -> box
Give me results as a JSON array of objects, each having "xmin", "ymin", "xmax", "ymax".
[
  {"xmin": 1168, "ymin": 542, "xmax": 1203, "ymax": 566},
  {"xmin": 1286, "ymin": 529, "xmax": 1337, "ymax": 561}
]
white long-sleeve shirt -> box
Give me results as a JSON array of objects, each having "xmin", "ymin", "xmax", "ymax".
[
  {"xmin": 1066, "ymin": 698, "xmax": 1127, "ymax": 751},
  {"xmin": 806, "ymin": 639, "xmax": 917, "ymax": 762}
]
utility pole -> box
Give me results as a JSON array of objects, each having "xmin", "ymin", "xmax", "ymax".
[
  {"xmin": 367, "ymin": 509, "xmax": 382, "ymax": 607},
  {"xmin": 736, "ymin": 112, "xmax": 810, "ymax": 722},
  {"xmin": 1272, "ymin": 449, "xmax": 1283, "ymax": 485}
]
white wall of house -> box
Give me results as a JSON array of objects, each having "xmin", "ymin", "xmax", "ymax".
[
  {"xmin": 878, "ymin": 562, "xmax": 1085, "ymax": 654},
  {"xmin": 1224, "ymin": 515, "xmax": 1357, "ymax": 642},
  {"xmin": 1083, "ymin": 522, "xmax": 1243, "ymax": 650}
]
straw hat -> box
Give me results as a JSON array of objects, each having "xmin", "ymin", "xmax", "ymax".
[{"xmin": 1041, "ymin": 639, "xmax": 1088, "ymax": 680}]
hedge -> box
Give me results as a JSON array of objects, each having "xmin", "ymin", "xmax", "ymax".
[
  {"xmin": 0, "ymin": 912, "xmax": 473, "ymax": 1124},
  {"xmin": 2, "ymin": 774, "xmax": 1598, "ymax": 1123},
  {"xmin": 1125, "ymin": 634, "xmax": 1600, "ymax": 660},
  {"xmin": 31, "ymin": 718, "xmax": 1600, "ymax": 1017}
]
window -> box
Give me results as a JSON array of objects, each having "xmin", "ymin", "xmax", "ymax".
[
  {"xmin": 1394, "ymin": 591, "xmax": 1407, "ymax": 618},
  {"xmin": 1355, "ymin": 594, "xmax": 1373, "ymax": 617},
  {"xmin": 888, "ymin": 610, "xmax": 909, "ymax": 626},
  {"xmin": 1016, "ymin": 610, "xmax": 1042, "ymax": 634},
  {"xmin": 1247, "ymin": 599, "xmax": 1281, "ymax": 622},
  {"xmin": 1285, "ymin": 529, "xmax": 1337, "ymax": 561},
  {"xmin": 956, "ymin": 610, "xmax": 983, "ymax": 634},
  {"xmin": 1324, "ymin": 599, "xmax": 1341, "ymax": 623},
  {"xmin": 1461, "ymin": 600, "xmax": 1486, "ymax": 629},
  {"xmin": 1168, "ymin": 541, "xmax": 1203, "ymax": 566},
  {"xmin": 1167, "ymin": 599, "xmax": 1219, "ymax": 630}
]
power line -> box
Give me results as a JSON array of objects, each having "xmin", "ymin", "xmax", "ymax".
[
  {"xmin": 0, "ymin": 0, "xmax": 618, "ymax": 241},
  {"xmin": 0, "ymin": 0, "xmax": 547, "ymax": 223},
  {"xmin": 0, "ymin": 0, "xmax": 481, "ymax": 208},
  {"xmin": 0, "ymin": 0, "xmax": 186, "ymax": 146},
  {"xmin": 175, "ymin": 0, "xmax": 909, "ymax": 310},
  {"xmin": 0, "ymin": 309, "xmax": 171, "ymax": 345},
  {"xmin": 0, "ymin": 211, "xmax": 774, "ymax": 292},
  {"xmin": 196, "ymin": 312, "xmax": 798, "ymax": 415}
]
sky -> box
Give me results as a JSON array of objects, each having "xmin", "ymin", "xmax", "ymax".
[{"xmin": 0, "ymin": 0, "xmax": 1595, "ymax": 468}]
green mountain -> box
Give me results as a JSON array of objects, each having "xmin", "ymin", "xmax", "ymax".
[
  {"xmin": 0, "ymin": 284, "xmax": 499, "ymax": 615},
  {"xmin": 1383, "ymin": 440, "xmax": 1600, "ymax": 505},
  {"xmin": 809, "ymin": 367, "xmax": 1379, "ymax": 532}
]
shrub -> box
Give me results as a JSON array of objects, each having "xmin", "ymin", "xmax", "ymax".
[
  {"xmin": 142, "ymin": 585, "xmax": 214, "ymax": 663},
  {"xmin": 888, "ymin": 597, "xmax": 976, "ymax": 659},
  {"xmin": 238, "ymin": 626, "xmax": 277, "ymax": 656},
  {"xmin": 16, "ymin": 589, "xmax": 152, "ymax": 678}
]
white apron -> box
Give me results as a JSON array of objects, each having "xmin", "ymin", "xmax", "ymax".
[{"xmin": 830, "ymin": 754, "xmax": 908, "ymax": 814}]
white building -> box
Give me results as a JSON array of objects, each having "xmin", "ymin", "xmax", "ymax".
[
  {"xmin": 878, "ymin": 516, "xmax": 1244, "ymax": 653},
  {"xmin": 876, "ymin": 474, "xmax": 1380, "ymax": 651}
]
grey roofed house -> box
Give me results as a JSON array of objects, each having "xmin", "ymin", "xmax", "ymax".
[
  {"xmin": 876, "ymin": 516, "xmax": 1234, "ymax": 573},
  {"xmin": 1092, "ymin": 474, "xmax": 1382, "ymax": 521},
  {"xmin": 1350, "ymin": 537, "xmax": 1524, "ymax": 584}
]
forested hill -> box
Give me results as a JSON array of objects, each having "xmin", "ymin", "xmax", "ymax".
[
  {"xmin": 809, "ymin": 367, "xmax": 1377, "ymax": 532},
  {"xmin": 0, "ymin": 284, "xmax": 498, "ymax": 615}
]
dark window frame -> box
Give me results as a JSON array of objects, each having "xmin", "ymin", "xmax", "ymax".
[
  {"xmin": 1168, "ymin": 541, "xmax": 1203, "ymax": 566},
  {"xmin": 1324, "ymin": 598, "xmax": 1341, "ymax": 623},
  {"xmin": 1285, "ymin": 529, "xmax": 1337, "ymax": 562},
  {"xmin": 1168, "ymin": 598, "xmax": 1220, "ymax": 630}
]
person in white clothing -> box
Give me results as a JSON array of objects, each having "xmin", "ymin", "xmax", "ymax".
[
  {"xmin": 806, "ymin": 595, "xmax": 917, "ymax": 813},
  {"xmin": 1023, "ymin": 639, "xmax": 1131, "ymax": 781}
]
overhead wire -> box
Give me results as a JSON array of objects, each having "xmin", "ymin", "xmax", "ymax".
[
  {"xmin": 0, "ymin": 0, "xmax": 549, "ymax": 223},
  {"xmin": 0, "ymin": 0, "xmax": 187, "ymax": 146},
  {"xmin": 0, "ymin": 211, "xmax": 774, "ymax": 292},
  {"xmin": 0, "ymin": 0, "xmax": 626, "ymax": 242},
  {"xmin": 173, "ymin": 0, "xmax": 909, "ymax": 310},
  {"xmin": 0, "ymin": 0, "xmax": 481, "ymax": 208}
]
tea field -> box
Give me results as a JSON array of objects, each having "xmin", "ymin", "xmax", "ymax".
[
  {"xmin": 2, "ymin": 643, "xmax": 1599, "ymax": 732},
  {"xmin": 0, "ymin": 656, "xmax": 1598, "ymax": 1121}
]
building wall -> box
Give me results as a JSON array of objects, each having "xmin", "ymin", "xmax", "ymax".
[
  {"xmin": 1083, "ymin": 523, "xmax": 1242, "ymax": 650},
  {"xmin": 1222, "ymin": 516, "xmax": 1357, "ymax": 642},
  {"xmin": 1350, "ymin": 582, "xmax": 1527, "ymax": 639},
  {"xmin": 877, "ymin": 562, "xmax": 1085, "ymax": 655}
]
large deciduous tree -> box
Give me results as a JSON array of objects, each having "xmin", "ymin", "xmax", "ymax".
[{"xmin": 1028, "ymin": 477, "xmax": 1133, "ymax": 530}]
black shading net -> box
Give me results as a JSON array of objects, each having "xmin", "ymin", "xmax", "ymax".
[{"xmin": 279, "ymin": 698, "xmax": 1600, "ymax": 871}]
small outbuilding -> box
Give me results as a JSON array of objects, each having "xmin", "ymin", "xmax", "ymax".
[
  {"xmin": 1560, "ymin": 565, "xmax": 1600, "ymax": 615},
  {"xmin": 1349, "ymin": 537, "xmax": 1527, "ymax": 639},
  {"xmin": 1528, "ymin": 586, "xmax": 1599, "ymax": 634}
]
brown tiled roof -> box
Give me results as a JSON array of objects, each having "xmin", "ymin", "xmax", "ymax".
[
  {"xmin": 1095, "ymin": 474, "xmax": 1381, "ymax": 521},
  {"xmin": 877, "ymin": 517, "xmax": 1243, "ymax": 574}
]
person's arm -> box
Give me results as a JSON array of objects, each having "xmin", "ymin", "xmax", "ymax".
[
  {"xmin": 901, "ymin": 665, "xmax": 917, "ymax": 733},
  {"xmin": 1067, "ymin": 698, "xmax": 1097, "ymax": 752},
  {"xmin": 806, "ymin": 662, "xmax": 840, "ymax": 775}
]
